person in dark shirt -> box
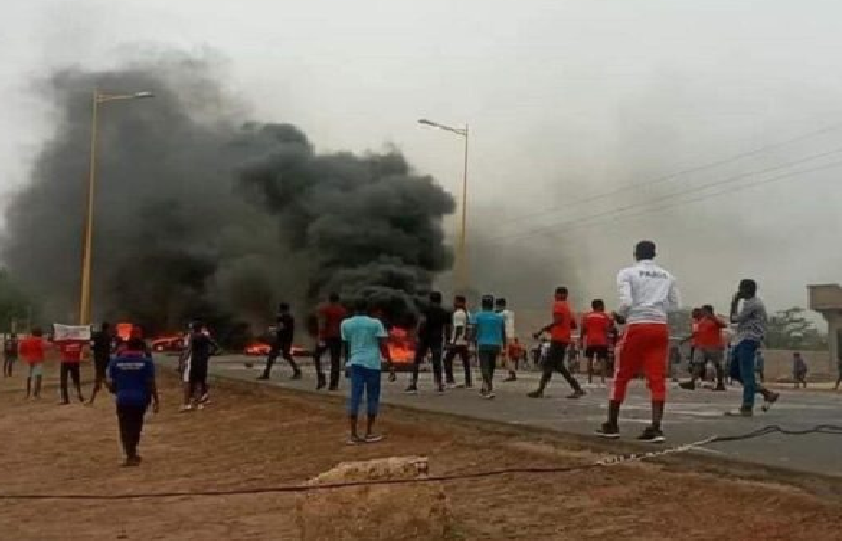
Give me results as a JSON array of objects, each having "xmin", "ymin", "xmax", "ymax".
[
  {"xmin": 181, "ymin": 322, "xmax": 220, "ymax": 412},
  {"xmin": 107, "ymin": 337, "xmax": 159, "ymax": 466},
  {"xmin": 88, "ymin": 322, "xmax": 114, "ymax": 405},
  {"xmin": 259, "ymin": 302, "xmax": 301, "ymax": 381},
  {"xmin": 3, "ymin": 332, "xmax": 18, "ymax": 378},
  {"xmin": 314, "ymin": 293, "xmax": 348, "ymax": 391},
  {"xmin": 406, "ymin": 291, "xmax": 451, "ymax": 394}
]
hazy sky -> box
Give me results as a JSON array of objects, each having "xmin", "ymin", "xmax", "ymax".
[{"xmin": 3, "ymin": 0, "xmax": 842, "ymax": 316}]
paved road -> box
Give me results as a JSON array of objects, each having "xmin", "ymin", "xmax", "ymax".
[{"xmin": 170, "ymin": 355, "xmax": 842, "ymax": 477}]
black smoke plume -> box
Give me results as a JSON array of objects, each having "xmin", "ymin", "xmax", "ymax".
[{"xmin": 1, "ymin": 53, "xmax": 454, "ymax": 339}]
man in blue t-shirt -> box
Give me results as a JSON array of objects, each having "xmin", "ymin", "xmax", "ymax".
[
  {"xmin": 340, "ymin": 298, "xmax": 394, "ymax": 445},
  {"xmin": 471, "ymin": 294, "xmax": 507, "ymax": 399},
  {"xmin": 107, "ymin": 337, "xmax": 160, "ymax": 467}
]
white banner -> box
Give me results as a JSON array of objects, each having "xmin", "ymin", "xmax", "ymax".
[{"xmin": 53, "ymin": 324, "xmax": 91, "ymax": 342}]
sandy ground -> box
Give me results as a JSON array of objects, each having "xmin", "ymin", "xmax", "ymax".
[{"xmin": 0, "ymin": 362, "xmax": 840, "ymax": 541}]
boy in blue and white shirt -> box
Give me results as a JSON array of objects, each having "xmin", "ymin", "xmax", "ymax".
[
  {"xmin": 341, "ymin": 299, "xmax": 394, "ymax": 444},
  {"xmin": 107, "ymin": 335, "xmax": 159, "ymax": 467},
  {"xmin": 472, "ymin": 295, "xmax": 506, "ymax": 399}
]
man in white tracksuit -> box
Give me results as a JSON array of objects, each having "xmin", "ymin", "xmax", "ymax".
[
  {"xmin": 596, "ymin": 240, "xmax": 680, "ymax": 443},
  {"xmin": 496, "ymin": 298, "xmax": 518, "ymax": 382}
]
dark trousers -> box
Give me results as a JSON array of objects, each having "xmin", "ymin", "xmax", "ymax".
[
  {"xmin": 539, "ymin": 341, "xmax": 581, "ymax": 392},
  {"xmin": 478, "ymin": 346, "xmax": 500, "ymax": 392},
  {"xmin": 117, "ymin": 403, "xmax": 147, "ymax": 459},
  {"xmin": 263, "ymin": 341, "xmax": 298, "ymax": 376},
  {"xmin": 314, "ymin": 337, "xmax": 343, "ymax": 388},
  {"xmin": 411, "ymin": 339, "xmax": 443, "ymax": 386},
  {"xmin": 188, "ymin": 358, "xmax": 209, "ymax": 399},
  {"xmin": 444, "ymin": 345, "xmax": 472, "ymax": 387},
  {"xmin": 60, "ymin": 363, "xmax": 82, "ymax": 402}
]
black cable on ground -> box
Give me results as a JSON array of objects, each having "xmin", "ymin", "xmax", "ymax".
[{"xmin": 1, "ymin": 424, "xmax": 840, "ymax": 501}]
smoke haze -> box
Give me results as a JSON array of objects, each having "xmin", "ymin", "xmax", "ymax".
[
  {"xmin": 3, "ymin": 1, "xmax": 842, "ymax": 329},
  {"xmin": 0, "ymin": 54, "xmax": 454, "ymax": 333}
]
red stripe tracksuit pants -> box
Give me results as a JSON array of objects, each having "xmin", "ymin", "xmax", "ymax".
[{"xmin": 610, "ymin": 323, "xmax": 668, "ymax": 403}]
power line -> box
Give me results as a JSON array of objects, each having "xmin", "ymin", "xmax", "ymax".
[
  {"xmin": 0, "ymin": 425, "xmax": 838, "ymax": 501},
  {"xmin": 554, "ymin": 158, "xmax": 842, "ymax": 234},
  {"xmin": 484, "ymin": 158, "xmax": 842, "ymax": 268},
  {"xmin": 489, "ymin": 147, "xmax": 842, "ymax": 246},
  {"xmin": 495, "ymin": 121, "xmax": 842, "ymax": 231}
]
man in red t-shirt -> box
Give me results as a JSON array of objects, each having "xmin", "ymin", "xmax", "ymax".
[
  {"xmin": 313, "ymin": 293, "xmax": 348, "ymax": 391},
  {"xmin": 680, "ymin": 305, "xmax": 727, "ymax": 391},
  {"xmin": 56, "ymin": 338, "xmax": 87, "ymax": 404},
  {"xmin": 580, "ymin": 299, "xmax": 614, "ymax": 385},
  {"xmin": 680, "ymin": 308, "xmax": 703, "ymax": 381},
  {"xmin": 529, "ymin": 287, "xmax": 585, "ymax": 399},
  {"xmin": 19, "ymin": 327, "xmax": 47, "ymax": 399}
]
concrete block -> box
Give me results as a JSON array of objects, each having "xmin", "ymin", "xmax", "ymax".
[{"xmin": 296, "ymin": 456, "xmax": 450, "ymax": 541}]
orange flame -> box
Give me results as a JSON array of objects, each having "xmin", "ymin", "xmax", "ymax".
[
  {"xmin": 115, "ymin": 323, "xmax": 133, "ymax": 341},
  {"xmin": 387, "ymin": 327, "xmax": 415, "ymax": 364}
]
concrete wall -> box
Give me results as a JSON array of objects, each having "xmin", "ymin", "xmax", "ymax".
[{"xmin": 757, "ymin": 348, "xmax": 833, "ymax": 381}]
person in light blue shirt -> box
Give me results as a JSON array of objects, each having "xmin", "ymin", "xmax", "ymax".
[
  {"xmin": 471, "ymin": 295, "xmax": 506, "ymax": 399},
  {"xmin": 340, "ymin": 298, "xmax": 394, "ymax": 444}
]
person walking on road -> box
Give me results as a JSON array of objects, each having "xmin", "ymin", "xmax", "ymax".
[
  {"xmin": 581, "ymin": 299, "xmax": 614, "ymax": 385},
  {"xmin": 792, "ymin": 352, "xmax": 808, "ymax": 389},
  {"xmin": 472, "ymin": 295, "xmax": 506, "ymax": 399},
  {"xmin": 726, "ymin": 279, "xmax": 779, "ymax": 416},
  {"xmin": 444, "ymin": 295, "xmax": 472, "ymax": 388},
  {"xmin": 341, "ymin": 298, "xmax": 394, "ymax": 444},
  {"xmin": 314, "ymin": 293, "xmax": 347, "ymax": 391},
  {"xmin": 596, "ymin": 240, "xmax": 680, "ymax": 443},
  {"xmin": 181, "ymin": 322, "xmax": 220, "ymax": 412},
  {"xmin": 496, "ymin": 298, "xmax": 518, "ymax": 382},
  {"xmin": 529, "ymin": 287, "xmax": 585, "ymax": 399},
  {"xmin": 259, "ymin": 302, "xmax": 301, "ymax": 381},
  {"xmin": 680, "ymin": 305, "xmax": 728, "ymax": 391},
  {"xmin": 406, "ymin": 291, "xmax": 450, "ymax": 394}
]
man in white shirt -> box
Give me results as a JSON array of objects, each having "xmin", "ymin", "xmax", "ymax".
[
  {"xmin": 496, "ymin": 298, "xmax": 518, "ymax": 382},
  {"xmin": 443, "ymin": 295, "xmax": 472, "ymax": 388},
  {"xmin": 596, "ymin": 240, "xmax": 680, "ymax": 443}
]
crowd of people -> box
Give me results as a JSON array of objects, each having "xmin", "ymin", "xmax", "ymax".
[
  {"xmin": 251, "ymin": 239, "xmax": 788, "ymax": 444},
  {"xmin": 2, "ymin": 239, "xmax": 835, "ymax": 463}
]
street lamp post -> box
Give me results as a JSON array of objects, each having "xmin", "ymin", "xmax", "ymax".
[
  {"xmin": 417, "ymin": 118, "xmax": 470, "ymax": 293},
  {"xmin": 79, "ymin": 90, "xmax": 153, "ymax": 325}
]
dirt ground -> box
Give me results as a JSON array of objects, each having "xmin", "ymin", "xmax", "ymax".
[{"xmin": 0, "ymin": 362, "xmax": 840, "ymax": 541}]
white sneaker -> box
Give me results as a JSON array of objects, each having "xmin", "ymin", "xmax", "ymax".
[
  {"xmin": 179, "ymin": 405, "xmax": 193, "ymax": 412},
  {"xmin": 196, "ymin": 404, "xmax": 205, "ymax": 411}
]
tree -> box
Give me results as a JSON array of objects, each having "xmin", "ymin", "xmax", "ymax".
[{"xmin": 764, "ymin": 307, "xmax": 827, "ymax": 351}]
